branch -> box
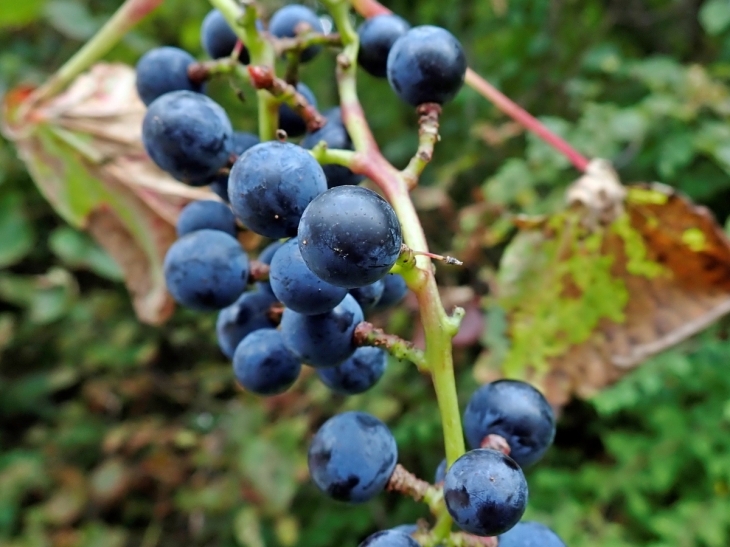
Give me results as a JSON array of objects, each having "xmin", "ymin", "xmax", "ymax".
[
  {"xmin": 247, "ymin": 66, "xmax": 327, "ymax": 132},
  {"xmin": 349, "ymin": 0, "xmax": 591, "ymax": 173},
  {"xmin": 386, "ymin": 464, "xmax": 442, "ymax": 512},
  {"xmin": 353, "ymin": 322, "xmax": 428, "ymax": 371},
  {"xmin": 402, "ymin": 103, "xmax": 441, "ymax": 188}
]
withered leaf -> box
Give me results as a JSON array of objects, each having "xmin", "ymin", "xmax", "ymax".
[
  {"xmin": 2, "ymin": 63, "xmax": 215, "ymax": 324},
  {"xmin": 479, "ymin": 160, "xmax": 730, "ymax": 406}
]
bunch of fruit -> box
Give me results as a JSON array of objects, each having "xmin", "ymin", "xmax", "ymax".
[{"xmin": 135, "ymin": 2, "xmax": 567, "ymax": 545}]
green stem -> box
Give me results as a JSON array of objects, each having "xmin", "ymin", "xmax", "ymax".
[
  {"xmin": 209, "ymin": 0, "xmax": 279, "ymax": 140},
  {"xmin": 322, "ymin": 0, "xmax": 467, "ymax": 540},
  {"xmin": 31, "ymin": 0, "xmax": 164, "ymax": 103},
  {"xmin": 308, "ymin": 145, "xmax": 357, "ymax": 167}
]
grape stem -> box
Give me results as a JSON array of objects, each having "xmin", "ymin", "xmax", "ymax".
[
  {"xmin": 28, "ymin": 0, "xmax": 165, "ymax": 106},
  {"xmin": 322, "ymin": 0, "xmax": 466, "ymax": 540},
  {"xmin": 386, "ymin": 464, "xmax": 442, "ymax": 512},
  {"xmin": 349, "ymin": 0, "xmax": 591, "ymax": 173},
  {"xmin": 353, "ymin": 322, "xmax": 428, "ymax": 372},
  {"xmin": 402, "ymin": 103, "xmax": 442, "ymax": 189},
  {"xmin": 209, "ymin": 0, "xmax": 279, "ymax": 141},
  {"xmin": 247, "ymin": 65, "xmax": 327, "ymax": 132}
]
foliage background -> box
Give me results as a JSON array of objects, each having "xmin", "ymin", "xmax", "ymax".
[{"xmin": 2, "ymin": 0, "xmax": 730, "ymax": 546}]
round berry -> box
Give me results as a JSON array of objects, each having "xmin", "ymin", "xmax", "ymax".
[
  {"xmin": 316, "ymin": 346, "xmax": 387, "ymax": 395},
  {"xmin": 308, "ymin": 411, "xmax": 397, "ymax": 503},
  {"xmin": 269, "ymin": 237, "xmax": 347, "ymax": 315},
  {"xmin": 135, "ymin": 47, "xmax": 203, "ymax": 106},
  {"xmin": 268, "ymin": 4, "xmax": 324, "ymax": 62},
  {"xmin": 280, "ymin": 293, "xmax": 363, "ymax": 368},
  {"xmin": 444, "ymin": 449, "xmax": 528, "ymax": 536},
  {"xmin": 434, "ymin": 457, "xmax": 447, "ymax": 483},
  {"xmin": 201, "ymin": 9, "xmax": 250, "ymax": 63},
  {"xmin": 373, "ymin": 273, "xmax": 408, "ymax": 310},
  {"xmin": 228, "ymin": 141, "xmax": 327, "ymax": 238},
  {"xmin": 163, "ymin": 229, "xmax": 249, "ymax": 310},
  {"xmin": 298, "ymin": 186, "xmax": 402, "ymax": 289},
  {"xmin": 216, "ymin": 288, "xmax": 278, "ymax": 359},
  {"xmin": 255, "ymin": 240, "xmax": 285, "ymax": 295},
  {"xmin": 349, "ymin": 279, "xmax": 385, "ymax": 312},
  {"xmin": 176, "ymin": 200, "xmax": 236, "ymax": 237},
  {"xmin": 463, "ymin": 380, "xmax": 556, "ymax": 468},
  {"xmin": 209, "ymin": 131, "xmax": 260, "ymax": 202},
  {"xmin": 358, "ymin": 14, "xmax": 411, "ymax": 78},
  {"xmin": 233, "ymin": 329, "xmax": 301, "ymax": 396},
  {"xmin": 499, "ymin": 521, "xmax": 567, "ymax": 547},
  {"xmin": 142, "ymin": 91, "xmax": 232, "ymax": 184},
  {"xmin": 358, "ymin": 530, "xmax": 420, "ymax": 547},
  {"xmin": 387, "ymin": 25, "xmax": 467, "ymax": 106}
]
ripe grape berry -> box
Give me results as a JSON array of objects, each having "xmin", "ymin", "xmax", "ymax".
[
  {"xmin": 268, "ymin": 237, "xmax": 347, "ymax": 315},
  {"xmin": 463, "ymin": 380, "xmax": 556, "ymax": 467},
  {"xmin": 357, "ymin": 14, "xmax": 411, "ymax": 78},
  {"xmin": 163, "ymin": 229, "xmax": 249, "ymax": 310},
  {"xmin": 233, "ymin": 329, "xmax": 301, "ymax": 396},
  {"xmin": 209, "ymin": 131, "xmax": 260, "ymax": 202},
  {"xmin": 255, "ymin": 240, "xmax": 284, "ymax": 295},
  {"xmin": 135, "ymin": 46, "xmax": 204, "ymax": 106},
  {"xmin": 373, "ymin": 273, "xmax": 408, "ymax": 310},
  {"xmin": 499, "ymin": 521, "xmax": 567, "ymax": 547},
  {"xmin": 434, "ymin": 458, "xmax": 447, "ymax": 483},
  {"xmin": 268, "ymin": 4, "xmax": 324, "ymax": 63},
  {"xmin": 228, "ymin": 141, "xmax": 327, "ymax": 238},
  {"xmin": 358, "ymin": 530, "xmax": 420, "ymax": 547},
  {"xmin": 176, "ymin": 200, "xmax": 236, "ymax": 237},
  {"xmin": 390, "ymin": 524, "xmax": 418, "ymax": 536},
  {"xmin": 279, "ymin": 82, "xmax": 317, "ymax": 137},
  {"xmin": 201, "ymin": 9, "xmax": 250, "ymax": 63},
  {"xmin": 142, "ymin": 91, "xmax": 232, "ymax": 184},
  {"xmin": 349, "ymin": 279, "xmax": 385, "ymax": 312},
  {"xmin": 279, "ymin": 293, "xmax": 363, "ymax": 368},
  {"xmin": 301, "ymin": 107, "xmax": 364, "ymax": 188},
  {"xmin": 444, "ymin": 449, "xmax": 528, "ymax": 536},
  {"xmin": 215, "ymin": 288, "xmax": 278, "ymax": 359},
  {"xmin": 298, "ymin": 186, "xmax": 403, "ymax": 289},
  {"xmin": 387, "ymin": 25, "xmax": 467, "ymax": 106},
  {"xmin": 308, "ymin": 411, "xmax": 397, "ymax": 503},
  {"xmin": 316, "ymin": 346, "xmax": 387, "ymax": 395}
]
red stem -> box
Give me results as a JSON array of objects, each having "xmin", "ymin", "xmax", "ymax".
[{"xmin": 350, "ymin": 0, "xmax": 590, "ymax": 173}]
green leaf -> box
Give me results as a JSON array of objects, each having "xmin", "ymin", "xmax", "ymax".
[
  {"xmin": 49, "ymin": 227, "xmax": 122, "ymax": 281},
  {"xmin": 0, "ymin": 0, "xmax": 46, "ymax": 28},
  {"xmin": 0, "ymin": 191, "xmax": 34, "ymax": 268}
]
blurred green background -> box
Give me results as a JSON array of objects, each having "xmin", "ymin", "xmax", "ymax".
[{"xmin": 2, "ymin": 0, "xmax": 730, "ymax": 546}]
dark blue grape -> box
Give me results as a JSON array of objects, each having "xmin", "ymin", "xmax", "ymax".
[
  {"xmin": 298, "ymin": 186, "xmax": 402, "ymax": 288},
  {"xmin": 301, "ymin": 107, "xmax": 364, "ymax": 188},
  {"xmin": 209, "ymin": 131, "xmax": 260, "ymax": 202},
  {"xmin": 280, "ymin": 293, "xmax": 363, "ymax": 368},
  {"xmin": 279, "ymin": 83, "xmax": 317, "ymax": 138},
  {"xmin": 201, "ymin": 9, "xmax": 250, "ymax": 63},
  {"xmin": 390, "ymin": 525, "xmax": 417, "ymax": 536},
  {"xmin": 349, "ymin": 279, "xmax": 385, "ymax": 312},
  {"xmin": 434, "ymin": 458, "xmax": 447, "ymax": 483},
  {"xmin": 135, "ymin": 47, "xmax": 204, "ymax": 107},
  {"xmin": 163, "ymin": 229, "xmax": 249, "ymax": 310},
  {"xmin": 269, "ymin": 237, "xmax": 347, "ymax": 315},
  {"xmin": 358, "ymin": 530, "xmax": 419, "ymax": 547},
  {"xmin": 268, "ymin": 4, "xmax": 324, "ymax": 63},
  {"xmin": 358, "ymin": 15, "xmax": 411, "ymax": 78},
  {"xmin": 233, "ymin": 329, "xmax": 301, "ymax": 395},
  {"xmin": 255, "ymin": 240, "xmax": 284, "ymax": 295},
  {"xmin": 142, "ymin": 91, "xmax": 232, "ymax": 184},
  {"xmin": 215, "ymin": 288, "xmax": 278, "ymax": 359},
  {"xmin": 499, "ymin": 521, "xmax": 567, "ymax": 547},
  {"xmin": 444, "ymin": 449, "xmax": 528, "ymax": 536},
  {"xmin": 176, "ymin": 200, "xmax": 236, "ymax": 237},
  {"xmin": 387, "ymin": 26, "xmax": 466, "ymax": 106},
  {"xmin": 373, "ymin": 273, "xmax": 408, "ymax": 310},
  {"xmin": 316, "ymin": 347, "xmax": 387, "ymax": 395},
  {"xmin": 463, "ymin": 380, "xmax": 556, "ymax": 468},
  {"xmin": 308, "ymin": 411, "xmax": 397, "ymax": 503},
  {"xmin": 228, "ymin": 141, "xmax": 327, "ymax": 238}
]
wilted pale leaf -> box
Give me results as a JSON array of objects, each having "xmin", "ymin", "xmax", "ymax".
[
  {"xmin": 480, "ymin": 160, "xmax": 730, "ymax": 405},
  {"xmin": 2, "ymin": 63, "xmax": 215, "ymax": 325}
]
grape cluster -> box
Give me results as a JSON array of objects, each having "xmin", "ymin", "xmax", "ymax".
[{"xmin": 136, "ymin": 3, "xmax": 565, "ymax": 545}]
